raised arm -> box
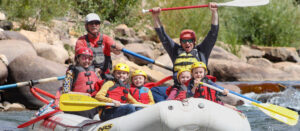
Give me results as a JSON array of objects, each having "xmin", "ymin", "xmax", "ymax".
[
  {"xmin": 151, "ymin": 7, "xmax": 162, "ymax": 28},
  {"xmin": 209, "ymin": 2, "xmax": 218, "ymax": 25}
]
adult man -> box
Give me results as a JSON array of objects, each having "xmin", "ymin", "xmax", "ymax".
[
  {"xmin": 150, "ymin": 3, "xmax": 219, "ymax": 102},
  {"xmin": 75, "ymin": 13, "xmax": 123, "ymax": 78},
  {"xmin": 151, "ymin": 3, "xmax": 219, "ymax": 78}
]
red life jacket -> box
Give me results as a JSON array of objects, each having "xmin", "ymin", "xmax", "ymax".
[
  {"xmin": 166, "ymin": 85, "xmax": 189, "ymax": 101},
  {"xmin": 106, "ymin": 82, "xmax": 130, "ymax": 103},
  {"xmin": 72, "ymin": 65, "xmax": 99, "ymax": 94},
  {"xmin": 192, "ymin": 77, "xmax": 222, "ymax": 103},
  {"xmin": 130, "ymin": 85, "xmax": 150, "ymax": 104}
]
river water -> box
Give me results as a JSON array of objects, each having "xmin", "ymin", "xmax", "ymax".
[{"xmin": 1, "ymin": 82, "xmax": 300, "ymax": 131}]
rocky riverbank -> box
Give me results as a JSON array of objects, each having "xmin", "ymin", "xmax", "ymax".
[{"xmin": 0, "ymin": 13, "xmax": 300, "ymax": 110}]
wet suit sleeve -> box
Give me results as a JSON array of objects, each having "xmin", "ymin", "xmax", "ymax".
[
  {"xmin": 62, "ymin": 69, "xmax": 74, "ymax": 93},
  {"xmin": 147, "ymin": 90, "xmax": 155, "ymax": 105},
  {"xmin": 196, "ymin": 24, "xmax": 219, "ymax": 65},
  {"xmin": 95, "ymin": 81, "xmax": 115, "ymax": 103},
  {"xmin": 155, "ymin": 26, "xmax": 180, "ymax": 63}
]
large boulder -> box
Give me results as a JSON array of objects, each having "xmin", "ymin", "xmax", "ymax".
[
  {"xmin": 0, "ymin": 21, "xmax": 13, "ymax": 30},
  {"xmin": 124, "ymin": 43, "xmax": 156, "ymax": 65},
  {"xmin": 114, "ymin": 24, "xmax": 135, "ymax": 37},
  {"xmin": 272, "ymin": 62, "xmax": 300, "ymax": 75},
  {"xmin": 239, "ymin": 45, "xmax": 265, "ymax": 61},
  {"xmin": 208, "ymin": 59, "xmax": 293, "ymax": 81},
  {"xmin": 32, "ymin": 42, "xmax": 69, "ymax": 64},
  {"xmin": 210, "ymin": 46, "xmax": 241, "ymax": 62},
  {"xmin": 0, "ymin": 55, "xmax": 8, "ymax": 84},
  {"xmin": 2, "ymin": 31, "xmax": 32, "ymax": 44},
  {"xmin": 258, "ymin": 47, "xmax": 300, "ymax": 63},
  {"xmin": 152, "ymin": 54, "xmax": 173, "ymax": 76},
  {"xmin": 247, "ymin": 58, "xmax": 273, "ymax": 68},
  {"xmin": 4, "ymin": 53, "xmax": 67, "ymax": 109},
  {"xmin": 0, "ymin": 40, "xmax": 36, "ymax": 64}
]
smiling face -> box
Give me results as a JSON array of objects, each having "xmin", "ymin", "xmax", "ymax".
[
  {"xmin": 178, "ymin": 71, "xmax": 191, "ymax": 85},
  {"xmin": 77, "ymin": 55, "xmax": 93, "ymax": 68},
  {"xmin": 180, "ymin": 34, "xmax": 195, "ymax": 53},
  {"xmin": 86, "ymin": 20, "xmax": 100, "ymax": 35},
  {"xmin": 132, "ymin": 75, "xmax": 145, "ymax": 87},
  {"xmin": 113, "ymin": 70, "xmax": 129, "ymax": 82},
  {"xmin": 192, "ymin": 67, "xmax": 206, "ymax": 80}
]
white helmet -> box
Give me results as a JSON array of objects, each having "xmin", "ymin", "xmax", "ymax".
[{"xmin": 85, "ymin": 13, "xmax": 101, "ymax": 24}]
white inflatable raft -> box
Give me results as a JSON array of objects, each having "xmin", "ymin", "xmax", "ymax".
[{"xmin": 29, "ymin": 98, "xmax": 251, "ymax": 131}]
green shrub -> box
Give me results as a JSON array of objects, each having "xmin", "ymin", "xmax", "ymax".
[
  {"xmin": 0, "ymin": 0, "xmax": 71, "ymax": 30},
  {"xmin": 219, "ymin": 0, "xmax": 300, "ymax": 47},
  {"xmin": 144, "ymin": 0, "xmax": 212, "ymax": 42}
]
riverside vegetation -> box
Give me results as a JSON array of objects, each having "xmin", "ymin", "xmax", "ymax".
[{"xmin": 0, "ymin": 0, "xmax": 299, "ymax": 55}]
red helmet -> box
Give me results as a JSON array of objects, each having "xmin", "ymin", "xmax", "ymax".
[
  {"xmin": 75, "ymin": 47, "xmax": 93, "ymax": 57},
  {"xmin": 180, "ymin": 29, "xmax": 196, "ymax": 41}
]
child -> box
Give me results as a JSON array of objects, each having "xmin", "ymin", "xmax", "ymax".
[
  {"xmin": 95, "ymin": 63, "xmax": 141, "ymax": 121},
  {"xmin": 188, "ymin": 62, "xmax": 237, "ymax": 110},
  {"xmin": 130, "ymin": 70, "xmax": 155, "ymax": 106},
  {"xmin": 62, "ymin": 47, "xmax": 100, "ymax": 95},
  {"xmin": 166, "ymin": 68, "xmax": 192, "ymax": 101},
  {"xmin": 61, "ymin": 47, "xmax": 101, "ymax": 119}
]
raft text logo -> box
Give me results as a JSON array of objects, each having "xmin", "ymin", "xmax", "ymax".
[{"xmin": 97, "ymin": 124, "xmax": 113, "ymax": 131}]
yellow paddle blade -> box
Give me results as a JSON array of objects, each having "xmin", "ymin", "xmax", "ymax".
[
  {"xmin": 59, "ymin": 93, "xmax": 109, "ymax": 112},
  {"xmin": 251, "ymin": 102, "xmax": 299, "ymax": 126}
]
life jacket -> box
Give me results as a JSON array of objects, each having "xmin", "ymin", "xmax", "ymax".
[
  {"xmin": 130, "ymin": 85, "xmax": 150, "ymax": 104},
  {"xmin": 174, "ymin": 48, "xmax": 205, "ymax": 72},
  {"xmin": 166, "ymin": 84, "xmax": 191, "ymax": 101},
  {"xmin": 71, "ymin": 65, "xmax": 99, "ymax": 94},
  {"xmin": 85, "ymin": 34, "xmax": 112, "ymax": 71},
  {"xmin": 106, "ymin": 80, "xmax": 130, "ymax": 103},
  {"xmin": 191, "ymin": 77, "xmax": 222, "ymax": 103}
]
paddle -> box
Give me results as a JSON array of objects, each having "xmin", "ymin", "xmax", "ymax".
[
  {"xmin": 119, "ymin": 47, "xmax": 173, "ymax": 71},
  {"xmin": 0, "ymin": 76, "xmax": 65, "ymax": 90},
  {"xmin": 200, "ymin": 82, "xmax": 299, "ymax": 126},
  {"xmin": 18, "ymin": 110, "xmax": 61, "ymax": 128},
  {"xmin": 59, "ymin": 93, "xmax": 149, "ymax": 112},
  {"xmin": 142, "ymin": 0, "xmax": 269, "ymax": 13}
]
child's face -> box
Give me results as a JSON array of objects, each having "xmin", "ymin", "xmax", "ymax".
[
  {"xmin": 78, "ymin": 55, "xmax": 93, "ymax": 68},
  {"xmin": 132, "ymin": 75, "xmax": 145, "ymax": 87},
  {"xmin": 192, "ymin": 67, "xmax": 206, "ymax": 80},
  {"xmin": 179, "ymin": 71, "xmax": 191, "ymax": 84},
  {"xmin": 113, "ymin": 70, "xmax": 129, "ymax": 82}
]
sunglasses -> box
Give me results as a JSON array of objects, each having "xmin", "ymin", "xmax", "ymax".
[
  {"xmin": 181, "ymin": 39, "xmax": 194, "ymax": 43},
  {"xmin": 80, "ymin": 55, "xmax": 93, "ymax": 61},
  {"xmin": 88, "ymin": 21, "xmax": 100, "ymax": 25}
]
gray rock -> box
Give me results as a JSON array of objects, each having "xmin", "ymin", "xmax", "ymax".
[
  {"xmin": 0, "ymin": 59, "xmax": 8, "ymax": 84},
  {"xmin": 0, "ymin": 21, "xmax": 13, "ymax": 30},
  {"xmin": 247, "ymin": 58, "xmax": 272, "ymax": 68},
  {"xmin": 5, "ymin": 53, "xmax": 66, "ymax": 109},
  {"xmin": 0, "ymin": 40, "xmax": 36, "ymax": 64},
  {"xmin": 2, "ymin": 31, "xmax": 32, "ymax": 44},
  {"xmin": 124, "ymin": 43, "xmax": 156, "ymax": 65}
]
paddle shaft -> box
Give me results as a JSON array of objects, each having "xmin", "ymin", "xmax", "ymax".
[
  {"xmin": 61, "ymin": 100, "xmax": 149, "ymax": 108},
  {"xmin": 0, "ymin": 76, "xmax": 65, "ymax": 90},
  {"xmin": 142, "ymin": 0, "xmax": 269, "ymax": 13},
  {"xmin": 200, "ymin": 82, "xmax": 259, "ymax": 104},
  {"xmin": 18, "ymin": 110, "xmax": 61, "ymax": 128},
  {"xmin": 121, "ymin": 48, "xmax": 173, "ymax": 71}
]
